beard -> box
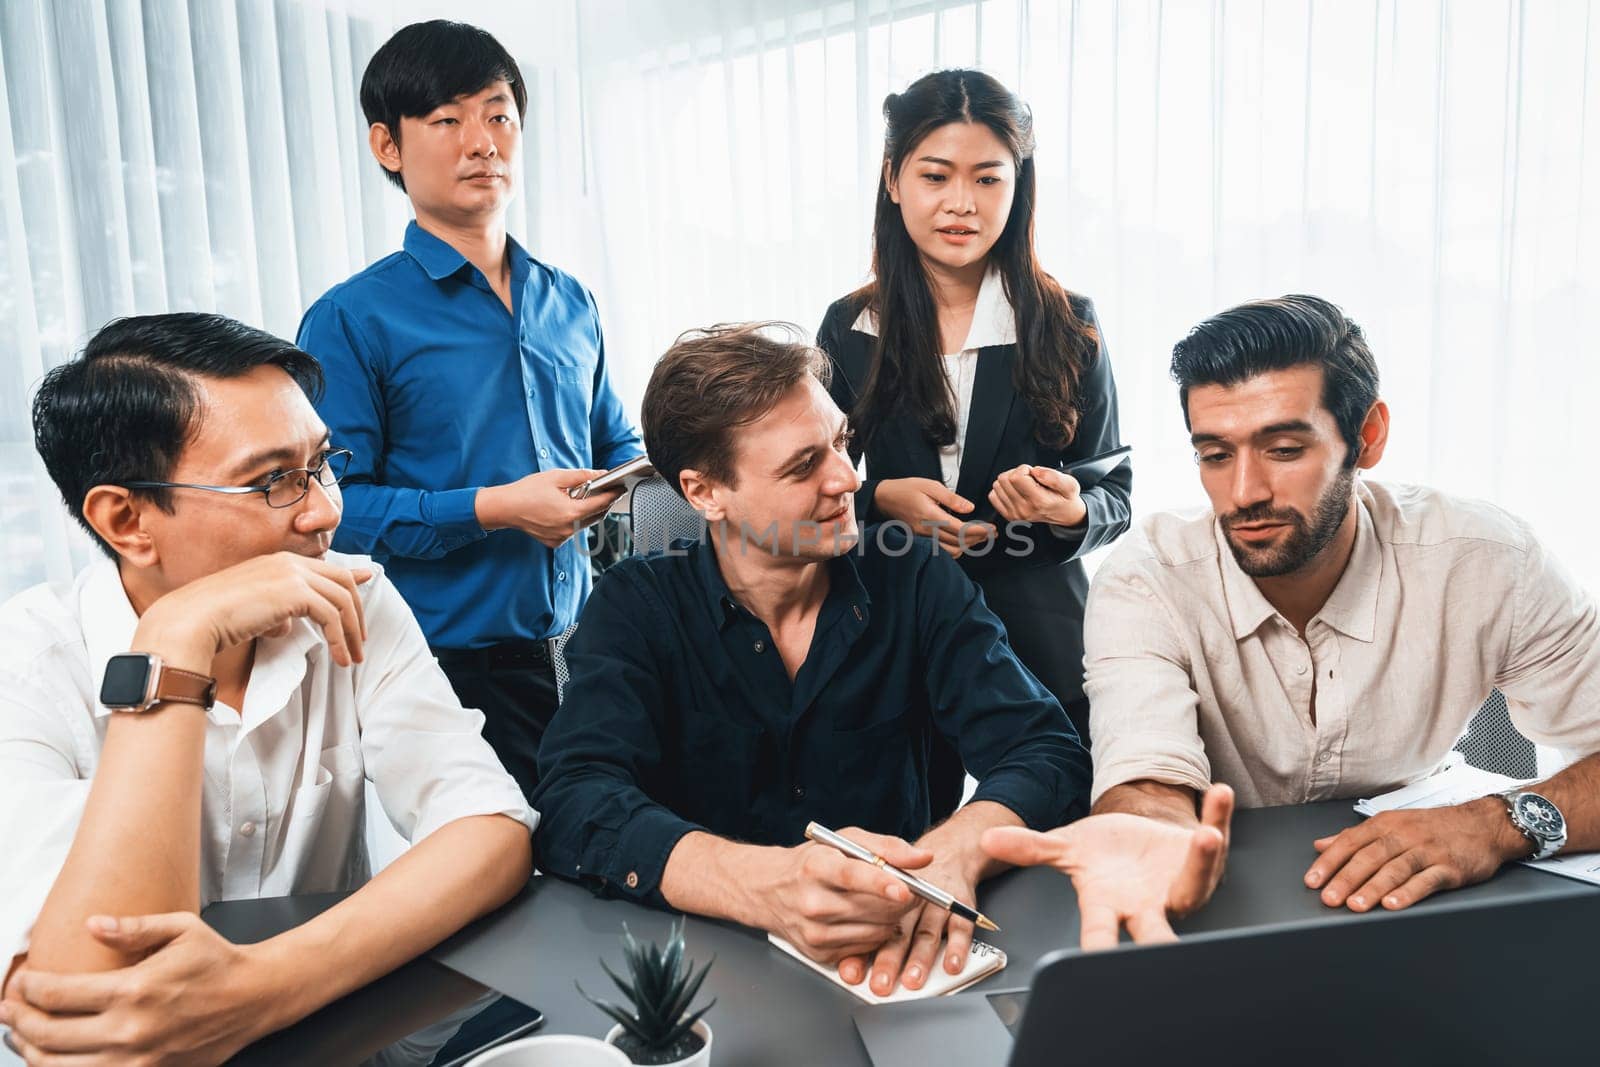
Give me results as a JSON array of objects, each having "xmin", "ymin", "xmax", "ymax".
[{"xmin": 1222, "ymin": 468, "xmax": 1354, "ymax": 578}]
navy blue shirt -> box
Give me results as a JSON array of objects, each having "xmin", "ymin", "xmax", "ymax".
[
  {"xmin": 532, "ymin": 525, "xmax": 1090, "ymax": 906},
  {"xmin": 298, "ymin": 222, "xmax": 643, "ymax": 648}
]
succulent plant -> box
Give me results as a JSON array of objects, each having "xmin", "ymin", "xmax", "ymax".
[{"xmin": 578, "ymin": 919, "xmax": 716, "ymax": 1065}]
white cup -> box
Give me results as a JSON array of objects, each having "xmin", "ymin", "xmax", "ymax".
[{"xmin": 464, "ymin": 1033, "xmax": 630, "ymax": 1067}]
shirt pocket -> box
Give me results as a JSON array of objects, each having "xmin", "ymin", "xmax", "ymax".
[
  {"xmin": 825, "ymin": 712, "xmax": 921, "ymax": 824},
  {"xmin": 281, "ymin": 741, "xmax": 367, "ymax": 892}
]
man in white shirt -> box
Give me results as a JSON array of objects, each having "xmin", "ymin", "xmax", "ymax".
[
  {"xmin": 982, "ymin": 294, "xmax": 1600, "ymax": 947},
  {"xmin": 0, "ymin": 313, "xmax": 535, "ymax": 1064}
]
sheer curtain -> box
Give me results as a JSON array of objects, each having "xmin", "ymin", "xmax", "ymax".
[{"xmin": 3, "ymin": 0, "xmax": 1598, "ymax": 603}]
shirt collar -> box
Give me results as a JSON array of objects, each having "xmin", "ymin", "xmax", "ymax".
[
  {"xmin": 848, "ymin": 264, "xmax": 1018, "ymax": 350},
  {"xmin": 79, "ymin": 558, "xmax": 324, "ymax": 730},
  {"xmin": 402, "ymin": 220, "xmax": 533, "ymax": 282},
  {"xmin": 1216, "ymin": 483, "xmax": 1382, "ymax": 643},
  {"xmin": 691, "ymin": 536, "xmax": 873, "ymax": 631}
]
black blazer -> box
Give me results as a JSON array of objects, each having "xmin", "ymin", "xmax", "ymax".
[{"xmin": 815, "ymin": 293, "xmax": 1132, "ymax": 583}]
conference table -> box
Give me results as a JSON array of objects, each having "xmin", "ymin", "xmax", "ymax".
[{"xmin": 207, "ymin": 800, "xmax": 1599, "ymax": 1065}]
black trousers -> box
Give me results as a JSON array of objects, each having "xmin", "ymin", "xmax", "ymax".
[{"xmin": 433, "ymin": 641, "xmax": 561, "ymax": 802}]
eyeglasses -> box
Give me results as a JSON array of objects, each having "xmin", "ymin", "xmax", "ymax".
[{"xmin": 120, "ymin": 448, "xmax": 353, "ymax": 509}]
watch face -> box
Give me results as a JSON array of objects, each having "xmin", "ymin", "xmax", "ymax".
[
  {"xmin": 1515, "ymin": 793, "xmax": 1565, "ymax": 838},
  {"xmin": 100, "ymin": 653, "xmax": 154, "ymax": 708}
]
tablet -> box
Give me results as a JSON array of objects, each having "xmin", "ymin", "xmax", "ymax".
[{"xmin": 1062, "ymin": 445, "xmax": 1132, "ymax": 492}]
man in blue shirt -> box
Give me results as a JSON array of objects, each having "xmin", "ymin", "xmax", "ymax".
[
  {"xmin": 534, "ymin": 324, "xmax": 1089, "ymax": 998},
  {"xmin": 298, "ymin": 21, "xmax": 643, "ymax": 797}
]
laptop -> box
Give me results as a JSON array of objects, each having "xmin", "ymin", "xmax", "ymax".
[{"xmin": 855, "ymin": 888, "xmax": 1600, "ymax": 1066}]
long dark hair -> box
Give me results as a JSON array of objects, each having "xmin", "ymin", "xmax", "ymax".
[{"xmin": 852, "ymin": 70, "xmax": 1097, "ymax": 451}]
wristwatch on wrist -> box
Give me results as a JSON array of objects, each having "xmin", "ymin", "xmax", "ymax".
[
  {"xmin": 1497, "ymin": 789, "xmax": 1567, "ymax": 861},
  {"xmin": 99, "ymin": 653, "xmax": 216, "ymax": 713}
]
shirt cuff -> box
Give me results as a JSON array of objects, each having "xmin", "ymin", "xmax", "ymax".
[
  {"xmin": 603, "ymin": 806, "xmax": 703, "ymax": 907},
  {"xmin": 410, "ymin": 782, "xmax": 539, "ymax": 845},
  {"xmin": 423, "ymin": 487, "xmax": 488, "ymax": 550},
  {"xmin": 1089, "ymin": 754, "xmax": 1213, "ymax": 807},
  {"xmin": 970, "ymin": 770, "xmax": 1077, "ymax": 832}
]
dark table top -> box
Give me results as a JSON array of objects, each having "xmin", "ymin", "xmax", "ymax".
[{"xmin": 205, "ymin": 800, "xmax": 1598, "ymax": 1066}]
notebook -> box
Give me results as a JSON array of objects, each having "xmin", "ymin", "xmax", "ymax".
[{"xmin": 768, "ymin": 933, "xmax": 1007, "ymax": 1005}]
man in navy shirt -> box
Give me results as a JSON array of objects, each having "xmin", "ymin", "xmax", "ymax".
[
  {"xmin": 534, "ymin": 324, "xmax": 1088, "ymax": 997},
  {"xmin": 298, "ymin": 21, "xmax": 643, "ymax": 797}
]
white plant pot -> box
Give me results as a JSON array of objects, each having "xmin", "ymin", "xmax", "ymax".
[
  {"xmin": 604, "ymin": 1019, "xmax": 713, "ymax": 1067},
  {"xmin": 464, "ymin": 1032, "xmax": 631, "ymax": 1067}
]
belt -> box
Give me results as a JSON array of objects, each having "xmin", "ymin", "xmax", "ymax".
[{"xmin": 431, "ymin": 639, "xmax": 555, "ymax": 672}]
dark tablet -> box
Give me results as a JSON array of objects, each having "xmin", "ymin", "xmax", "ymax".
[{"xmin": 1062, "ymin": 445, "xmax": 1132, "ymax": 491}]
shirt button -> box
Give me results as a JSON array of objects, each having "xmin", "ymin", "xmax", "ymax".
[
  {"xmin": 1296, "ymin": 663, "xmax": 1309, "ymax": 675},
  {"xmin": 625, "ymin": 871, "xmax": 639, "ymax": 889},
  {"xmin": 557, "ymin": 571, "xmax": 568, "ymax": 582},
  {"xmin": 539, "ymin": 447, "xmax": 550, "ymax": 459},
  {"xmin": 792, "ymin": 785, "xmax": 806, "ymax": 800},
  {"xmin": 753, "ymin": 640, "xmax": 765, "ymax": 653},
  {"xmin": 1316, "ymin": 750, "xmax": 1332, "ymax": 765},
  {"xmin": 239, "ymin": 821, "xmax": 256, "ymax": 837}
]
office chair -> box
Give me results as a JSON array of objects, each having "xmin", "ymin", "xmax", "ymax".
[
  {"xmin": 1452, "ymin": 689, "xmax": 1538, "ymax": 779},
  {"xmin": 628, "ymin": 474, "xmax": 707, "ymax": 556}
]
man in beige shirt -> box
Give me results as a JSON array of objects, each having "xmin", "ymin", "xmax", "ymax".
[{"xmin": 982, "ymin": 294, "xmax": 1600, "ymax": 948}]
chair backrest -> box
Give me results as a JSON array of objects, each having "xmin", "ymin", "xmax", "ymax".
[
  {"xmin": 628, "ymin": 475, "xmax": 707, "ymax": 556},
  {"xmin": 1452, "ymin": 688, "xmax": 1538, "ymax": 779}
]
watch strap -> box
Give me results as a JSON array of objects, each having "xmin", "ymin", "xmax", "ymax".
[{"xmin": 153, "ymin": 665, "xmax": 217, "ymax": 710}]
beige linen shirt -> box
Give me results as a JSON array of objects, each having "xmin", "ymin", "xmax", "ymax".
[{"xmin": 1086, "ymin": 480, "xmax": 1600, "ymax": 807}]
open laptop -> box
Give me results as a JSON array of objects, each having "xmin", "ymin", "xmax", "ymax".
[{"xmin": 855, "ymin": 888, "xmax": 1600, "ymax": 1066}]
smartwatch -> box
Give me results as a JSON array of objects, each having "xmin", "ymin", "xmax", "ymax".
[{"xmin": 99, "ymin": 653, "xmax": 216, "ymax": 713}]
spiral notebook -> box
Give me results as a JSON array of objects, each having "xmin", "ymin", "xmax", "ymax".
[{"xmin": 768, "ymin": 933, "xmax": 1007, "ymax": 1005}]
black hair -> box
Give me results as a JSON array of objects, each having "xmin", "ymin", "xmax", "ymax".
[
  {"xmin": 31, "ymin": 313, "xmax": 325, "ymax": 557},
  {"xmin": 360, "ymin": 20, "xmax": 528, "ymax": 192},
  {"xmin": 1170, "ymin": 294, "xmax": 1380, "ymax": 466},
  {"xmin": 851, "ymin": 69, "xmax": 1099, "ymax": 452}
]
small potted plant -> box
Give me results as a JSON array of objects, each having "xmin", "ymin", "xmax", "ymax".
[{"xmin": 578, "ymin": 919, "xmax": 716, "ymax": 1066}]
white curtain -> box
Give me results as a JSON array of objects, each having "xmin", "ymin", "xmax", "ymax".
[{"xmin": 3, "ymin": 0, "xmax": 1598, "ymax": 603}]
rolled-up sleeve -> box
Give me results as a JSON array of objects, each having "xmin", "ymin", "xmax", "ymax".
[
  {"xmin": 1083, "ymin": 559, "xmax": 1213, "ymax": 805},
  {"xmin": 913, "ymin": 544, "xmax": 1091, "ymax": 828},
  {"xmin": 352, "ymin": 571, "xmax": 536, "ymax": 844},
  {"xmin": 531, "ymin": 573, "xmax": 702, "ymax": 906},
  {"xmin": 0, "ymin": 672, "xmax": 93, "ymax": 966},
  {"xmin": 1496, "ymin": 525, "xmax": 1600, "ymax": 753}
]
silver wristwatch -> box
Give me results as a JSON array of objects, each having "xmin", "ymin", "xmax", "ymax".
[{"xmin": 1498, "ymin": 790, "xmax": 1567, "ymax": 861}]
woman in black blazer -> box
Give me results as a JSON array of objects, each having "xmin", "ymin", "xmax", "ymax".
[{"xmin": 816, "ymin": 71, "xmax": 1130, "ymax": 812}]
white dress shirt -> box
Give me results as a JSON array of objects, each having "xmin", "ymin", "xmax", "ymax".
[
  {"xmin": 851, "ymin": 264, "xmax": 1017, "ymax": 490},
  {"xmin": 0, "ymin": 553, "xmax": 536, "ymax": 964},
  {"xmin": 1086, "ymin": 480, "xmax": 1600, "ymax": 807}
]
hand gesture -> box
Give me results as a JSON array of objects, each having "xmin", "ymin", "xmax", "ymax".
[
  {"xmin": 873, "ymin": 477, "xmax": 995, "ymax": 557},
  {"xmin": 756, "ymin": 829, "xmax": 928, "ymax": 966},
  {"xmin": 135, "ymin": 552, "xmax": 373, "ymax": 673},
  {"xmin": 980, "ymin": 784, "xmax": 1235, "ymax": 950},
  {"xmin": 989, "ymin": 464, "xmax": 1087, "ymax": 527},
  {"xmin": 1, "ymin": 912, "xmax": 278, "ymax": 1066},
  {"xmin": 477, "ymin": 469, "xmax": 625, "ymax": 548}
]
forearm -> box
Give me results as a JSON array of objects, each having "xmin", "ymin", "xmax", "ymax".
[
  {"xmin": 916, "ymin": 800, "xmax": 1023, "ymax": 883},
  {"xmin": 1091, "ymin": 780, "xmax": 1201, "ymax": 829},
  {"xmin": 28, "ymin": 700, "xmax": 208, "ymax": 972},
  {"xmin": 658, "ymin": 831, "xmax": 784, "ymax": 930},
  {"xmin": 245, "ymin": 813, "xmax": 532, "ymax": 1038}
]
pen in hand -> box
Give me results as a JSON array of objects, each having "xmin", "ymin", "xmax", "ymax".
[{"xmin": 805, "ymin": 821, "xmax": 1001, "ymax": 933}]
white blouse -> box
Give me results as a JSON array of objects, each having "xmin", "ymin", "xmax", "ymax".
[{"xmin": 851, "ymin": 265, "xmax": 1018, "ymax": 489}]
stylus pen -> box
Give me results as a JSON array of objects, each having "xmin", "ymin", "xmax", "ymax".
[{"xmin": 805, "ymin": 821, "xmax": 1001, "ymax": 933}]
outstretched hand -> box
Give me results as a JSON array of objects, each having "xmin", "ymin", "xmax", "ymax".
[{"xmin": 980, "ymin": 784, "xmax": 1235, "ymax": 950}]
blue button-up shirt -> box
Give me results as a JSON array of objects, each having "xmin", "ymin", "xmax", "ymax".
[
  {"xmin": 532, "ymin": 525, "xmax": 1090, "ymax": 906},
  {"xmin": 297, "ymin": 222, "xmax": 643, "ymax": 648}
]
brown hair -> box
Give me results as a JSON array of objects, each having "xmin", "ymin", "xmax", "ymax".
[{"xmin": 642, "ymin": 322, "xmax": 831, "ymax": 496}]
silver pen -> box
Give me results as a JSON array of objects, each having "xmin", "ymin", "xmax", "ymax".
[{"xmin": 805, "ymin": 821, "xmax": 1001, "ymax": 933}]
